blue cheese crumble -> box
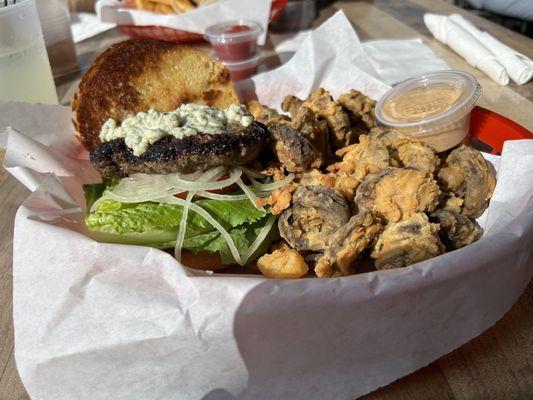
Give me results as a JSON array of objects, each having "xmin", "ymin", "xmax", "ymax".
[{"xmin": 99, "ymin": 104, "xmax": 254, "ymax": 156}]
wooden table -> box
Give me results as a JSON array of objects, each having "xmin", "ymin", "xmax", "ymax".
[{"xmin": 1, "ymin": 1, "xmax": 532, "ymax": 399}]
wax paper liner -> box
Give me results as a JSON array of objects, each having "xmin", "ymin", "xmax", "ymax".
[{"xmin": 3, "ymin": 10, "xmax": 533, "ymax": 400}]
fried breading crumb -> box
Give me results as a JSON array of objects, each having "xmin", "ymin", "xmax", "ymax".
[{"xmin": 256, "ymin": 183, "xmax": 297, "ymax": 215}]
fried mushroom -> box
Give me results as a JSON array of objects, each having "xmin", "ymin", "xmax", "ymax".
[
  {"xmin": 307, "ymin": 88, "xmax": 356, "ymax": 149},
  {"xmin": 283, "ymin": 89, "xmax": 356, "ymax": 149},
  {"xmin": 369, "ymin": 129, "xmax": 440, "ymax": 175},
  {"xmin": 281, "ymin": 95, "xmax": 304, "ymax": 118},
  {"xmin": 430, "ymin": 209, "xmax": 483, "ymax": 250},
  {"xmin": 333, "ymin": 171, "xmax": 361, "ymax": 202},
  {"xmin": 327, "ymin": 135, "xmax": 390, "ymax": 201},
  {"xmin": 437, "ymin": 192, "xmax": 464, "ymax": 214},
  {"xmin": 371, "ymin": 213, "xmax": 445, "ymax": 270},
  {"xmin": 279, "ymin": 185, "xmax": 350, "ymax": 252},
  {"xmin": 315, "ymin": 211, "xmax": 383, "ymax": 277},
  {"xmin": 438, "ymin": 145, "xmax": 496, "ymax": 218},
  {"xmin": 246, "ymin": 100, "xmax": 290, "ymax": 126},
  {"xmin": 269, "ymin": 123, "xmax": 322, "ymax": 172},
  {"xmin": 330, "ymin": 135, "xmax": 390, "ymax": 178},
  {"xmin": 291, "ymin": 106, "xmax": 330, "ymax": 160},
  {"xmin": 355, "ymin": 168, "xmax": 440, "ymax": 224},
  {"xmin": 338, "ymin": 89, "xmax": 377, "ymax": 129}
]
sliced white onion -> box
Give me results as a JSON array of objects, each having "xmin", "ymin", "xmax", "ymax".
[
  {"xmin": 197, "ymin": 166, "xmax": 227, "ymax": 182},
  {"xmin": 103, "ymin": 168, "xmax": 242, "ymax": 203},
  {"xmin": 174, "ymin": 191, "xmax": 194, "ymax": 262},
  {"xmin": 158, "ymin": 196, "xmax": 242, "ymax": 265},
  {"xmin": 250, "ymin": 173, "xmax": 295, "ymax": 192},
  {"xmin": 239, "ymin": 166, "xmax": 267, "ymax": 179},
  {"xmin": 236, "ymin": 178, "xmax": 264, "ymax": 211},
  {"xmin": 241, "ymin": 215, "xmax": 277, "ymax": 265},
  {"xmin": 89, "ymin": 196, "xmax": 106, "ymax": 213},
  {"xmin": 196, "ymin": 191, "xmax": 251, "ymax": 201}
]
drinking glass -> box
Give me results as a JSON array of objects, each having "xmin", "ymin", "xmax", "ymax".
[
  {"xmin": 36, "ymin": 0, "xmax": 78, "ymax": 78},
  {"xmin": 0, "ymin": 0, "xmax": 59, "ymax": 104}
]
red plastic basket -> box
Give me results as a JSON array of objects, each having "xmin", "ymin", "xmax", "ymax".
[
  {"xmin": 470, "ymin": 106, "xmax": 531, "ymax": 154},
  {"xmin": 117, "ymin": 0, "xmax": 287, "ymax": 43}
]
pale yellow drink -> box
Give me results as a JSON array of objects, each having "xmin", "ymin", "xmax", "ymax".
[
  {"xmin": 0, "ymin": 0, "xmax": 59, "ymax": 105},
  {"xmin": 0, "ymin": 38, "xmax": 59, "ymax": 104}
]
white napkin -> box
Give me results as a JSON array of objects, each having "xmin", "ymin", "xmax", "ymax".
[
  {"xmin": 250, "ymin": 11, "xmax": 389, "ymax": 108},
  {"xmin": 449, "ymin": 13, "xmax": 533, "ymax": 85},
  {"xmin": 97, "ymin": 0, "xmax": 272, "ymax": 45},
  {"xmin": 70, "ymin": 12, "xmax": 116, "ymax": 43},
  {"xmin": 269, "ymin": 32, "xmax": 451, "ymax": 86},
  {"xmin": 424, "ymin": 13, "xmax": 510, "ymax": 85},
  {"xmin": 362, "ymin": 39, "xmax": 450, "ymax": 85}
]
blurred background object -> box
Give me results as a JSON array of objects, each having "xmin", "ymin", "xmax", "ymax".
[
  {"xmin": 36, "ymin": 0, "xmax": 79, "ymax": 77},
  {"xmin": 68, "ymin": 0, "xmax": 96, "ymax": 13},
  {"xmin": 270, "ymin": 0, "xmax": 317, "ymax": 32},
  {"xmin": 453, "ymin": 0, "xmax": 533, "ymax": 37}
]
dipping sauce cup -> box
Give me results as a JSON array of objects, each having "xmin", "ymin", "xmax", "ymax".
[
  {"xmin": 375, "ymin": 70, "xmax": 482, "ymax": 152},
  {"xmin": 205, "ymin": 20, "xmax": 262, "ymax": 62},
  {"xmin": 211, "ymin": 52, "xmax": 261, "ymax": 81}
]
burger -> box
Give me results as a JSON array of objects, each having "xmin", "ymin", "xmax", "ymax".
[{"xmin": 73, "ymin": 39, "xmax": 310, "ymax": 270}]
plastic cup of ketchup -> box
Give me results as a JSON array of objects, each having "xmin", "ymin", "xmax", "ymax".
[
  {"xmin": 211, "ymin": 52, "xmax": 262, "ymax": 81},
  {"xmin": 205, "ymin": 20, "xmax": 262, "ymax": 62}
]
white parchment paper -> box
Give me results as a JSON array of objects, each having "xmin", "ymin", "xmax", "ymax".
[
  {"xmin": 97, "ymin": 0, "xmax": 272, "ymax": 45},
  {"xmin": 3, "ymin": 11, "xmax": 533, "ymax": 400},
  {"xmin": 269, "ymin": 30, "xmax": 450, "ymax": 85},
  {"xmin": 71, "ymin": 12, "xmax": 116, "ymax": 43}
]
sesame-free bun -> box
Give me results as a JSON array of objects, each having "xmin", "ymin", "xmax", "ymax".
[{"xmin": 72, "ymin": 39, "xmax": 239, "ymax": 152}]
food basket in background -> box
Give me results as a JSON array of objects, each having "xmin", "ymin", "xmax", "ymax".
[
  {"xmin": 470, "ymin": 106, "xmax": 531, "ymax": 153},
  {"xmin": 115, "ymin": 0, "xmax": 287, "ymax": 42}
]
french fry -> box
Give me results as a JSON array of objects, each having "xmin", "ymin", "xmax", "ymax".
[
  {"xmin": 171, "ymin": 0, "xmax": 195, "ymax": 13},
  {"xmin": 154, "ymin": 3, "xmax": 174, "ymax": 13},
  {"xmin": 134, "ymin": 0, "xmax": 155, "ymax": 11},
  {"xmin": 192, "ymin": 0, "xmax": 219, "ymax": 5}
]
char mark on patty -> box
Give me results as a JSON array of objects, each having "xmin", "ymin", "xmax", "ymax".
[{"xmin": 90, "ymin": 121, "xmax": 269, "ymax": 179}]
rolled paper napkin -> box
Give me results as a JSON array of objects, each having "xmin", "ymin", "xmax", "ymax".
[
  {"xmin": 0, "ymin": 1, "xmax": 18, "ymax": 7},
  {"xmin": 424, "ymin": 13, "xmax": 510, "ymax": 85},
  {"xmin": 449, "ymin": 13, "xmax": 533, "ymax": 85}
]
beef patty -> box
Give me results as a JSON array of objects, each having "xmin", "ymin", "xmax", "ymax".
[{"xmin": 90, "ymin": 121, "xmax": 269, "ymax": 179}]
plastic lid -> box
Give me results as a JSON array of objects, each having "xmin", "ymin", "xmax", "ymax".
[
  {"xmin": 376, "ymin": 70, "xmax": 482, "ymax": 128},
  {"xmin": 204, "ymin": 20, "xmax": 262, "ymax": 42}
]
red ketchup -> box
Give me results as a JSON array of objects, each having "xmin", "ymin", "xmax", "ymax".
[
  {"xmin": 212, "ymin": 25, "xmax": 257, "ymax": 61},
  {"xmin": 205, "ymin": 20, "xmax": 262, "ymax": 64},
  {"xmin": 210, "ymin": 52, "xmax": 261, "ymax": 81}
]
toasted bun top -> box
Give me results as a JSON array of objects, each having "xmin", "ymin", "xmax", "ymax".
[{"xmin": 72, "ymin": 39, "xmax": 239, "ymax": 152}]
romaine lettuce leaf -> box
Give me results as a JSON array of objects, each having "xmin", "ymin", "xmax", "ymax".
[
  {"xmin": 183, "ymin": 219, "xmax": 279, "ymax": 264},
  {"xmin": 83, "ymin": 184, "xmax": 275, "ymax": 264}
]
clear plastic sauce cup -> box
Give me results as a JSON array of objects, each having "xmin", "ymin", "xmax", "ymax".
[
  {"xmin": 205, "ymin": 20, "xmax": 262, "ymax": 62},
  {"xmin": 211, "ymin": 51, "xmax": 261, "ymax": 81},
  {"xmin": 375, "ymin": 70, "xmax": 482, "ymax": 152}
]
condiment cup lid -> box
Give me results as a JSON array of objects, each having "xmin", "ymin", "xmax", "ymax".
[
  {"xmin": 204, "ymin": 20, "xmax": 262, "ymax": 43},
  {"xmin": 376, "ymin": 70, "xmax": 482, "ymax": 128}
]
